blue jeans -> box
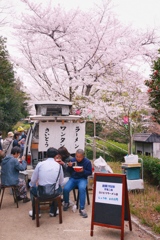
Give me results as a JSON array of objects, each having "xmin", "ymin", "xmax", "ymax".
[
  {"xmin": 30, "ymin": 186, "xmax": 62, "ymax": 214},
  {"xmin": 63, "ymin": 178, "xmax": 87, "ymax": 210}
]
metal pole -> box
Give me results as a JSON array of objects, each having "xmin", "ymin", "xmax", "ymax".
[
  {"xmin": 128, "ymin": 121, "xmax": 133, "ymax": 154},
  {"xmin": 93, "ymin": 116, "xmax": 96, "ymax": 160}
]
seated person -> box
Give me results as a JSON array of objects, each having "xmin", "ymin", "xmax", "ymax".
[
  {"xmin": 63, "ymin": 149, "xmax": 92, "ymax": 218},
  {"xmin": 57, "ymin": 146, "xmax": 73, "ymax": 187},
  {"xmin": 1, "ymin": 146, "xmax": 30, "ymax": 203},
  {"xmin": 29, "ymin": 147, "xmax": 64, "ymax": 217}
]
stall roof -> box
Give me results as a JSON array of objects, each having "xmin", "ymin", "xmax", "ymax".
[
  {"xmin": 34, "ymin": 101, "xmax": 73, "ymax": 108},
  {"xmin": 29, "ymin": 115, "xmax": 82, "ymax": 121},
  {"xmin": 133, "ymin": 133, "xmax": 160, "ymax": 143}
]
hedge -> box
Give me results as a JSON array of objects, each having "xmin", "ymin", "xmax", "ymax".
[
  {"xmin": 86, "ymin": 137, "xmax": 160, "ymax": 186},
  {"xmin": 86, "ymin": 139, "xmax": 128, "ymax": 162},
  {"xmin": 85, "ymin": 144, "xmax": 160, "ymax": 186},
  {"xmin": 85, "ymin": 147, "xmax": 113, "ymax": 162},
  {"xmin": 142, "ymin": 155, "xmax": 160, "ymax": 185}
]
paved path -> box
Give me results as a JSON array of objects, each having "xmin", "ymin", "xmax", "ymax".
[{"xmin": 0, "ymin": 189, "xmax": 157, "ymax": 240}]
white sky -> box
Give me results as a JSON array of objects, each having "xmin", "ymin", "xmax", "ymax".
[
  {"xmin": 1, "ymin": 0, "xmax": 160, "ymax": 48},
  {"xmin": 48, "ymin": 0, "xmax": 160, "ymax": 29},
  {"xmin": 113, "ymin": 0, "xmax": 160, "ymax": 29},
  {"xmin": 1, "ymin": 0, "xmax": 160, "ymax": 84}
]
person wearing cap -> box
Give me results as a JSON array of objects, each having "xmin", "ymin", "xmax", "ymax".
[{"xmin": 2, "ymin": 131, "xmax": 14, "ymax": 156}]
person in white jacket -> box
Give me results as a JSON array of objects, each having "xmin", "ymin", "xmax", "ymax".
[{"xmin": 29, "ymin": 147, "xmax": 64, "ymax": 217}]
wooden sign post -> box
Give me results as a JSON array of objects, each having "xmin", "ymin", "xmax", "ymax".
[{"xmin": 90, "ymin": 173, "xmax": 132, "ymax": 240}]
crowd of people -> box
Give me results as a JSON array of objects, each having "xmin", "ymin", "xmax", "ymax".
[
  {"xmin": 0, "ymin": 129, "xmax": 92, "ymax": 219},
  {"xmin": 0, "ymin": 127, "xmax": 27, "ymax": 158},
  {"xmin": 0, "ymin": 127, "xmax": 30, "ymax": 203}
]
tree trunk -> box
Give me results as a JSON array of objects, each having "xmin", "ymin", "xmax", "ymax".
[{"xmin": 128, "ymin": 121, "xmax": 133, "ymax": 154}]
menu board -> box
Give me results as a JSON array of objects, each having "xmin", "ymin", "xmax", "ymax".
[
  {"xmin": 95, "ymin": 181, "xmax": 122, "ymax": 205},
  {"xmin": 90, "ymin": 173, "xmax": 132, "ymax": 240}
]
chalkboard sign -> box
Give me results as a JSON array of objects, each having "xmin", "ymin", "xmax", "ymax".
[{"xmin": 90, "ymin": 173, "xmax": 132, "ymax": 240}]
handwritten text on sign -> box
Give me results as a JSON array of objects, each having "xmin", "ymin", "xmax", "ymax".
[
  {"xmin": 95, "ymin": 181, "xmax": 122, "ymax": 206},
  {"xmin": 39, "ymin": 122, "xmax": 85, "ymax": 153}
]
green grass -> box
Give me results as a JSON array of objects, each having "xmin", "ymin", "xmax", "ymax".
[
  {"xmin": 110, "ymin": 162, "xmax": 160, "ymax": 235},
  {"xmin": 155, "ymin": 204, "xmax": 160, "ymax": 213}
]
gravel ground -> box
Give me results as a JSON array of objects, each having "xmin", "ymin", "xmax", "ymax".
[{"xmin": 0, "ymin": 188, "xmax": 157, "ymax": 240}]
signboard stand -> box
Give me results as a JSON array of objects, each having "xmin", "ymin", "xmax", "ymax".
[{"xmin": 90, "ymin": 173, "xmax": 132, "ymax": 240}]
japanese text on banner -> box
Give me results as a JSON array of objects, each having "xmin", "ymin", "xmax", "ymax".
[{"xmin": 95, "ymin": 181, "xmax": 122, "ymax": 205}]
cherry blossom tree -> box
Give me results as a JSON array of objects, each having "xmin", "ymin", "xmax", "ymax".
[
  {"xmin": 11, "ymin": 0, "xmax": 160, "ymax": 145},
  {"xmin": 145, "ymin": 50, "xmax": 160, "ymax": 123},
  {"xmin": 0, "ymin": 0, "xmax": 13, "ymax": 27}
]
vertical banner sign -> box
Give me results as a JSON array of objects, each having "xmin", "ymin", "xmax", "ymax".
[
  {"xmin": 90, "ymin": 173, "xmax": 132, "ymax": 240},
  {"xmin": 38, "ymin": 122, "xmax": 85, "ymax": 153}
]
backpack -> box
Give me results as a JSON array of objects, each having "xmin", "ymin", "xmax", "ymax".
[{"xmin": 2, "ymin": 138, "xmax": 13, "ymax": 156}]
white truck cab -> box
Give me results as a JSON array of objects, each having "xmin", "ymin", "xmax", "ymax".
[{"xmin": 24, "ymin": 101, "xmax": 85, "ymax": 167}]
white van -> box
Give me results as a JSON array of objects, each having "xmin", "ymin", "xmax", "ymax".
[{"xmin": 24, "ymin": 101, "xmax": 85, "ymax": 167}]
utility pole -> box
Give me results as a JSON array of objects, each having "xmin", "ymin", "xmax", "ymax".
[
  {"xmin": 128, "ymin": 121, "xmax": 133, "ymax": 154},
  {"xmin": 93, "ymin": 116, "xmax": 96, "ymax": 160}
]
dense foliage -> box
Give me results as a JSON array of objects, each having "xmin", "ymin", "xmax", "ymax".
[
  {"xmin": 85, "ymin": 138, "xmax": 160, "ymax": 185},
  {"xmin": 85, "ymin": 121, "xmax": 102, "ymax": 137},
  {"xmin": 145, "ymin": 50, "xmax": 160, "ymax": 123},
  {"xmin": 142, "ymin": 155, "xmax": 160, "ymax": 185},
  {"xmin": 85, "ymin": 139, "xmax": 127, "ymax": 162},
  {"xmin": 0, "ymin": 37, "xmax": 29, "ymax": 132}
]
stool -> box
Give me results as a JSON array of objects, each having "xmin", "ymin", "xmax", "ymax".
[
  {"xmin": 73, "ymin": 186, "xmax": 90, "ymax": 209},
  {"xmin": 0, "ymin": 185, "xmax": 19, "ymax": 209},
  {"xmin": 32, "ymin": 195, "xmax": 62, "ymax": 227}
]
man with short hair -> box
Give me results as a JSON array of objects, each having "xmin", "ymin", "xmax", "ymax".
[
  {"xmin": 63, "ymin": 149, "xmax": 92, "ymax": 218},
  {"xmin": 29, "ymin": 147, "xmax": 64, "ymax": 217},
  {"xmin": 1, "ymin": 146, "xmax": 30, "ymax": 203}
]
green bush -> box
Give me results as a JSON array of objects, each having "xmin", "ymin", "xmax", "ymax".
[
  {"xmin": 106, "ymin": 145, "xmax": 127, "ymax": 162},
  {"xmin": 142, "ymin": 155, "xmax": 160, "ymax": 185},
  {"xmin": 85, "ymin": 146, "xmax": 113, "ymax": 161},
  {"xmin": 96, "ymin": 140, "xmax": 128, "ymax": 162},
  {"xmin": 86, "ymin": 137, "xmax": 160, "ymax": 186},
  {"xmin": 85, "ymin": 138, "xmax": 128, "ymax": 162},
  {"xmin": 85, "ymin": 121, "xmax": 102, "ymax": 137}
]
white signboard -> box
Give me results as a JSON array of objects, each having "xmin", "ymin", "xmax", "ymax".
[
  {"xmin": 38, "ymin": 122, "xmax": 85, "ymax": 153},
  {"xmin": 95, "ymin": 181, "xmax": 122, "ymax": 206}
]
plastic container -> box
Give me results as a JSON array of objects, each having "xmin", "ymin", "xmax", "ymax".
[
  {"xmin": 72, "ymin": 204, "xmax": 77, "ymax": 213},
  {"xmin": 124, "ymin": 167, "xmax": 141, "ymax": 180},
  {"xmin": 124, "ymin": 154, "xmax": 138, "ymax": 164}
]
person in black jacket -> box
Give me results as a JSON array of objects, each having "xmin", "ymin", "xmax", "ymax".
[
  {"xmin": 57, "ymin": 146, "xmax": 73, "ymax": 187},
  {"xmin": 13, "ymin": 132, "xmax": 21, "ymax": 147},
  {"xmin": 63, "ymin": 149, "xmax": 92, "ymax": 218}
]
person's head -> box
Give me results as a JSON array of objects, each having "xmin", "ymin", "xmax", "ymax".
[
  {"xmin": 75, "ymin": 149, "xmax": 85, "ymax": 162},
  {"xmin": 17, "ymin": 126, "xmax": 24, "ymax": 135},
  {"xmin": 47, "ymin": 147, "xmax": 58, "ymax": 158},
  {"xmin": 14, "ymin": 132, "xmax": 20, "ymax": 140},
  {"xmin": 58, "ymin": 146, "xmax": 70, "ymax": 160},
  {"xmin": 11, "ymin": 146, "xmax": 21, "ymax": 158},
  {"xmin": 0, "ymin": 131, "xmax": 2, "ymax": 136},
  {"xmin": 55, "ymin": 154, "xmax": 62, "ymax": 161},
  {"xmin": 8, "ymin": 131, "xmax": 14, "ymax": 138}
]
